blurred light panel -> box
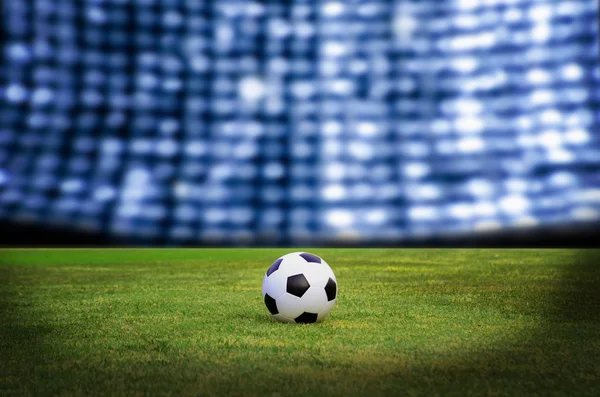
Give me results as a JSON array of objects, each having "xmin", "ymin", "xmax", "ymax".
[{"xmin": 0, "ymin": 0, "xmax": 599, "ymax": 244}]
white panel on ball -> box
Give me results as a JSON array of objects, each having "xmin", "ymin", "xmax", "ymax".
[
  {"xmin": 316, "ymin": 300, "xmax": 336, "ymax": 322},
  {"xmin": 278, "ymin": 261, "xmax": 309, "ymax": 281},
  {"xmin": 275, "ymin": 293, "xmax": 305, "ymax": 319},
  {"xmin": 299, "ymin": 266, "xmax": 332, "ymax": 288},
  {"xmin": 262, "ymin": 269, "xmax": 287, "ymax": 300},
  {"xmin": 300, "ymin": 287, "xmax": 328, "ymax": 313}
]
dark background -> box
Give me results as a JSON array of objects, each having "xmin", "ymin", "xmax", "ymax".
[{"xmin": 1, "ymin": 1, "xmax": 599, "ymax": 247}]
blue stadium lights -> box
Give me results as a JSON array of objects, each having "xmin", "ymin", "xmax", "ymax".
[{"xmin": 0, "ymin": 0, "xmax": 599, "ymax": 244}]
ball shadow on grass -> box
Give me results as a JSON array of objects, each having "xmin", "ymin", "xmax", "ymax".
[{"xmin": 232, "ymin": 311, "xmax": 273, "ymax": 324}]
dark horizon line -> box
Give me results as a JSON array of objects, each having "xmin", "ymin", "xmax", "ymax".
[{"xmin": 0, "ymin": 221, "xmax": 598, "ymax": 249}]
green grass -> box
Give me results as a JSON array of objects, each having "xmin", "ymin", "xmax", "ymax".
[{"xmin": 0, "ymin": 249, "xmax": 599, "ymax": 396}]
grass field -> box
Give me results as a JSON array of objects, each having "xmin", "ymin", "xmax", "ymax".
[{"xmin": 1, "ymin": 249, "xmax": 599, "ymax": 396}]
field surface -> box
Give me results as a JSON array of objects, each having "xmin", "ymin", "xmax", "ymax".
[{"xmin": 1, "ymin": 249, "xmax": 599, "ymax": 396}]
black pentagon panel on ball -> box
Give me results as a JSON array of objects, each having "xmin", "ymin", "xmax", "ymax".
[
  {"xmin": 266, "ymin": 258, "xmax": 283, "ymax": 276},
  {"xmin": 264, "ymin": 294, "xmax": 278, "ymax": 315},
  {"xmin": 299, "ymin": 252, "xmax": 322, "ymax": 263},
  {"xmin": 325, "ymin": 278, "xmax": 337, "ymax": 301},
  {"xmin": 287, "ymin": 274, "xmax": 310, "ymax": 297},
  {"xmin": 295, "ymin": 312, "xmax": 318, "ymax": 324}
]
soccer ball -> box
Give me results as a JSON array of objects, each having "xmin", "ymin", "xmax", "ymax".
[{"xmin": 262, "ymin": 252, "xmax": 337, "ymax": 323}]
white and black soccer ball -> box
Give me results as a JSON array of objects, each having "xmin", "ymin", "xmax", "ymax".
[{"xmin": 262, "ymin": 252, "xmax": 337, "ymax": 324}]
